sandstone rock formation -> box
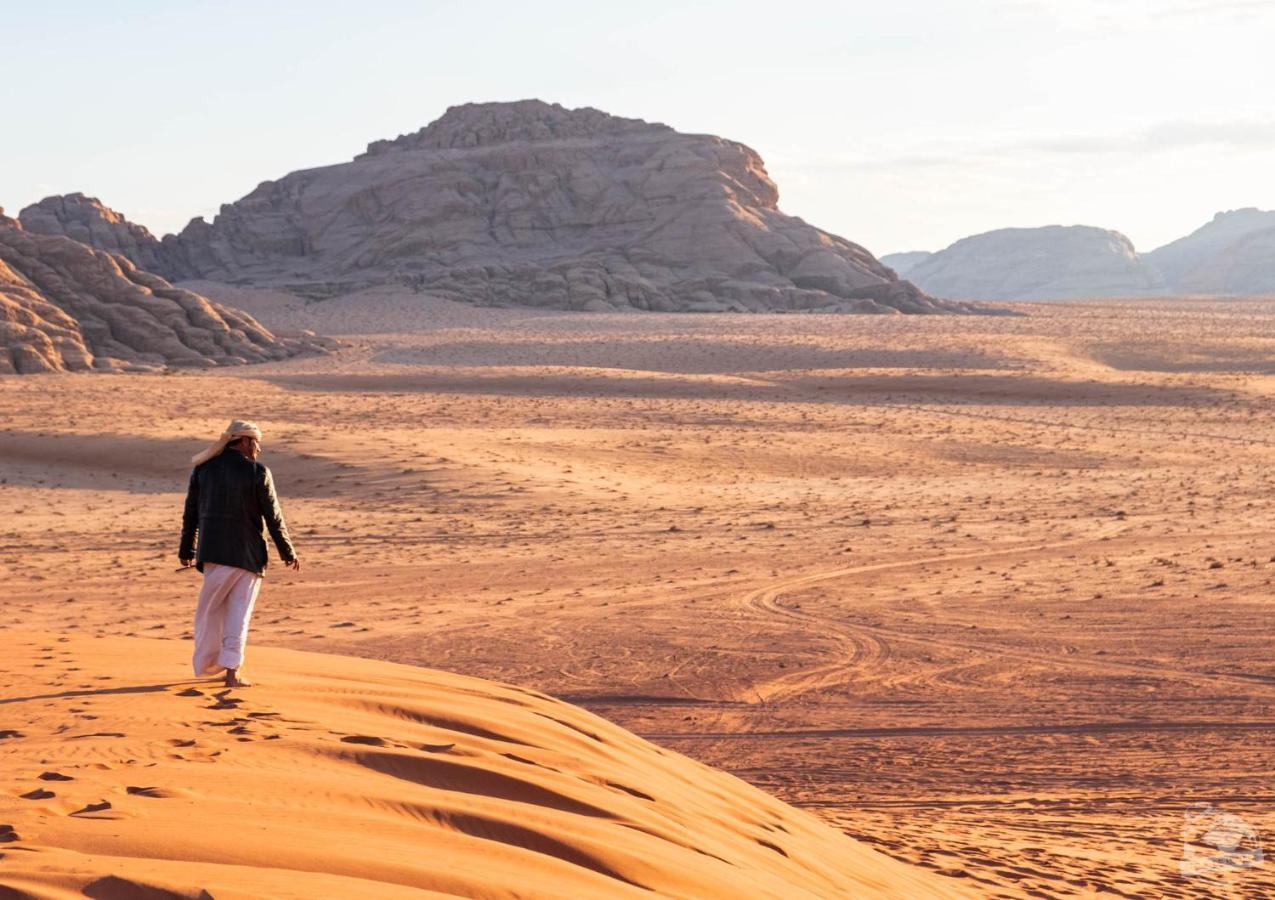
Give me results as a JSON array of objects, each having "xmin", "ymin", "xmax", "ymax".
[
  {"xmin": 903, "ymin": 225, "xmax": 1164, "ymax": 301},
  {"xmin": 19, "ymin": 193, "xmax": 169, "ymax": 274},
  {"xmin": 0, "ymin": 211, "xmax": 330, "ymax": 374},
  {"xmin": 879, "ymin": 251, "xmax": 932, "ymax": 277},
  {"xmin": 1146, "ymin": 208, "xmax": 1275, "ymax": 294},
  {"xmin": 35, "ymin": 101, "xmax": 977, "ymax": 314}
]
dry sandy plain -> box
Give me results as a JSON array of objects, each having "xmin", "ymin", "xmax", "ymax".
[{"xmin": 3, "ymin": 289, "xmax": 1274, "ymax": 897}]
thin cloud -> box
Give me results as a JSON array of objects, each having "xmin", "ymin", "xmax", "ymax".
[
  {"xmin": 995, "ymin": 0, "xmax": 1275, "ymax": 26},
  {"xmin": 779, "ymin": 118, "xmax": 1275, "ymax": 174},
  {"xmin": 782, "ymin": 154, "xmax": 980, "ymax": 173},
  {"xmin": 1014, "ymin": 119, "xmax": 1275, "ymax": 155}
]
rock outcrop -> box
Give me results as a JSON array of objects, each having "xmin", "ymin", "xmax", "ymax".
[
  {"xmin": 49, "ymin": 100, "xmax": 978, "ymax": 314},
  {"xmin": 19, "ymin": 193, "xmax": 169, "ymax": 274},
  {"xmin": 1146, "ymin": 208, "xmax": 1275, "ymax": 294},
  {"xmin": 903, "ymin": 225, "xmax": 1164, "ymax": 301},
  {"xmin": 0, "ymin": 211, "xmax": 330, "ymax": 374},
  {"xmin": 879, "ymin": 251, "xmax": 932, "ymax": 277}
]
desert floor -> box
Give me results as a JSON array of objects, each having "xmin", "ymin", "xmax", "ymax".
[{"xmin": 3, "ymin": 291, "xmax": 1274, "ymax": 897}]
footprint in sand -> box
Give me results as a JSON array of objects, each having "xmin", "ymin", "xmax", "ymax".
[
  {"xmin": 176, "ymin": 688, "xmax": 204, "ymax": 698},
  {"xmin": 70, "ymin": 801, "xmax": 112, "ymax": 816},
  {"xmin": 126, "ymin": 786, "xmax": 164, "ymax": 798},
  {"xmin": 340, "ymin": 735, "xmax": 388, "ymax": 746},
  {"xmin": 0, "ymin": 825, "xmax": 20, "ymax": 843},
  {"xmin": 20, "ymin": 789, "xmax": 55, "ymax": 800},
  {"xmin": 0, "ymin": 730, "xmax": 24, "ymax": 740},
  {"xmin": 38, "ymin": 772, "xmax": 74, "ymax": 781},
  {"xmin": 204, "ymin": 718, "xmax": 246, "ymax": 729}
]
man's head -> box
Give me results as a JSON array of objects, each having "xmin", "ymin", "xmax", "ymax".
[
  {"xmin": 191, "ymin": 419, "xmax": 264, "ymax": 466},
  {"xmin": 226, "ymin": 435, "xmax": 262, "ymax": 460}
]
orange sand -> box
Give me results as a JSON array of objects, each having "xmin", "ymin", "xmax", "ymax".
[
  {"xmin": 3, "ymin": 291, "xmax": 1275, "ymax": 896},
  {"xmin": 0, "ymin": 631, "xmax": 963, "ymax": 897}
]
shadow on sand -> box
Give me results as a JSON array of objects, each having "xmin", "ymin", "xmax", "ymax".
[{"xmin": 0, "ymin": 680, "xmax": 211, "ymax": 706}]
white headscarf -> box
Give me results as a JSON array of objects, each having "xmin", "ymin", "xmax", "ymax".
[{"xmin": 191, "ymin": 419, "xmax": 263, "ymax": 466}]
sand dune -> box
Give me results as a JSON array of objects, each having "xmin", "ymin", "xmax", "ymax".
[{"xmin": 0, "ymin": 631, "xmax": 966, "ymax": 898}]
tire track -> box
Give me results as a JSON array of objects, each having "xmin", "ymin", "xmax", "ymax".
[
  {"xmin": 738, "ymin": 528, "xmax": 1127, "ymax": 703},
  {"xmin": 736, "ymin": 522, "xmax": 1275, "ymax": 704}
]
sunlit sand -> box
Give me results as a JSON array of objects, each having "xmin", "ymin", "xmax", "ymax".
[{"xmin": 3, "ymin": 293, "xmax": 1274, "ymax": 895}]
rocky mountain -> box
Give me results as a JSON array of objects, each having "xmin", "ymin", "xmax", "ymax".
[
  {"xmin": 888, "ymin": 209, "xmax": 1275, "ymax": 301},
  {"xmin": 1176, "ymin": 225, "xmax": 1275, "ymax": 294},
  {"xmin": 903, "ymin": 225, "xmax": 1165, "ymax": 301},
  {"xmin": 19, "ymin": 193, "xmax": 169, "ymax": 274},
  {"xmin": 0, "ymin": 210, "xmax": 330, "ymax": 374},
  {"xmin": 24, "ymin": 101, "xmax": 980, "ymax": 315},
  {"xmin": 879, "ymin": 251, "xmax": 932, "ymax": 277},
  {"xmin": 1145, "ymin": 208, "xmax": 1275, "ymax": 293}
]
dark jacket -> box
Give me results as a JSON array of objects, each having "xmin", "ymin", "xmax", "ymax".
[{"xmin": 180, "ymin": 448, "xmax": 296, "ymax": 575}]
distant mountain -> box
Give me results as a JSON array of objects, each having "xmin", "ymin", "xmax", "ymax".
[
  {"xmin": 879, "ymin": 251, "xmax": 932, "ymax": 277},
  {"xmin": 22, "ymin": 100, "xmax": 989, "ymax": 315},
  {"xmin": 903, "ymin": 225, "xmax": 1164, "ymax": 301},
  {"xmin": 1177, "ymin": 225, "xmax": 1275, "ymax": 295},
  {"xmin": 0, "ymin": 209, "xmax": 329, "ymax": 374},
  {"xmin": 888, "ymin": 210, "xmax": 1275, "ymax": 301},
  {"xmin": 1146, "ymin": 208, "xmax": 1275, "ymax": 294}
]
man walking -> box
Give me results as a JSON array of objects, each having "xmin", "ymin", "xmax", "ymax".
[{"xmin": 179, "ymin": 419, "xmax": 300, "ymax": 687}]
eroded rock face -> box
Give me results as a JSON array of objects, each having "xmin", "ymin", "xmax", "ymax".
[
  {"xmin": 1146, "ymin": 208, "xmax": 1275, "ymax": 294},
  {"xmin": 0, "ymin": 211, "xmax": 330, "ymax": 374},
  {"xmin": 19, "ymin": 193, "xmax": 167, "ymax": 274},
  {"xmin": 904, "ymin": 225, "xmax": 1164, "ymax": 301},
  {"xmin": 360, "ymin": 100, "xmax": 667, "ymax": 155},
  {"xmin": 1176, "ymin": 225, "xmax": 1275, "ymax": 294},
  {"xmin": 122, "ymin": 100, "xmax": 973, "ymax": 314}
]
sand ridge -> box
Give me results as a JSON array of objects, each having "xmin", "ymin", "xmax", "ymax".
[{"xmin": 0, "ymin": 631, "xmax": 966, "ymax": 898}]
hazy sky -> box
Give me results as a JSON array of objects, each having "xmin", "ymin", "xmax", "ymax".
[{"xmin": 5, "ymin": 0, "xmax": 1273, "ymax": 256}]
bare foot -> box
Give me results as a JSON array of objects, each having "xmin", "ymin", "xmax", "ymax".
[{"xmin": 224, "ymin": 669, "xmax": 252, "ymax": 688}]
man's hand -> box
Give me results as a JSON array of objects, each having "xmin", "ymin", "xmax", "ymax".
[
  {"xmin": 179, "ymin": 557, "xmax": 194, "ymax": 568},
  {"xmin": 285, "ymin": 558, "xmax": 301, "ymax": 572}
]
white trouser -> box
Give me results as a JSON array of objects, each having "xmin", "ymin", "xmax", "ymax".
[{"xmin": 192, "ymin": 563, "xmax": 262, "ymax": 676}]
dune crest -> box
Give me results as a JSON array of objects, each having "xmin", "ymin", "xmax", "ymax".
[{"xmin": 0, "ymin": 631, "xmax": 965, "ymax": 898}]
